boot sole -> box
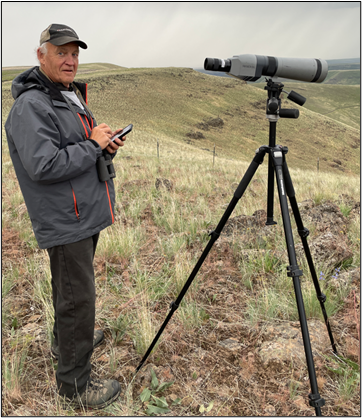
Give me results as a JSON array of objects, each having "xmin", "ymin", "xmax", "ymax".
[{"xmin": 51, "ymin": 335, "xmax": 105, "ymax": 361}]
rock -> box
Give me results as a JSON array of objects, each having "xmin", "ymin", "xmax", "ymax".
[
  {"xmin": 329, "ymin": 267, "xmax": 360, "ymax": 290},
  {"xmin": 196, "ymin": 117, "xmax": 224, "ymax": 131},
  {"xmin": 207, "ymin": 117, "xmax": 224, "ymax": 128},
  {"xmin": 218, "ymin": 209, "xmax": 267, "ymax": 237},
  {"xmin": 350, "ymin": 201, "xmax": 360, "ymax": 217},
  {"xmin": 22, "ymin": 322, "xmax": 37, "ymax": 332},
  {"xmin": 134, "ymin": 363, "xmax": 155, "ymax": 387},
  {"xmin": 305, "ymin": 232, "xmax": 353, "ymax": 272},
  {"xmin": 258, "ymin": 320, "xmax": 331, "ymax": 368},
  {"xmin": 186, "ymin": 131, "xmax": 205, "ymax": 139},
  {"xmin": 219, "ymin": 338, "xmax": 243, "ymax": 351},
  {"xmin": 155, "ymin": 178, "xmax": 173, "ymax": 191},
  {"xmin": 300, "ymin": 201, "xmax": 348, "ymax": 236},
  {"xmin": 297, "ymin": 199, "xmax": 315, "ymax": 211},
  {"xmin": 264, "ymin": 404, "xmax": 276, "ymax": 416}
]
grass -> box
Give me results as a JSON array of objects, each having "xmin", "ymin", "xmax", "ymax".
[
  {"xmin": 2, "ymin": 64, "xmax": 360, "ymax": 175},
  {"xmin": 2, "ymin": 64, "xmax": 360, "ymax": 416}
]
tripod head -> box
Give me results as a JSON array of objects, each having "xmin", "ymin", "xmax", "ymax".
[{"xmin": 264, "ymin": 78, "xmax": 306, "ymax": 121}]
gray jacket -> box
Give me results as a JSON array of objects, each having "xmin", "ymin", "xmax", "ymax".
[{"xmin": 5, "ymin": 67, "xmax": 116, "ymax": 249}]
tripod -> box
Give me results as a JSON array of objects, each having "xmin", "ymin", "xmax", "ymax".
[{"xmin": 135, "ymin": 79, "xmax": 338, "ymax": 416}]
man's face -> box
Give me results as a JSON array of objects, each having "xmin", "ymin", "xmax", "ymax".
[{"xmin": 38, "ymin": 42, "xmax": 79, "ymax": 88}]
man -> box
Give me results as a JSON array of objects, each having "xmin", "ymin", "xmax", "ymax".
[{"xmin": 5, "ymin": 24, "xmax": 124, "ymax": 409}]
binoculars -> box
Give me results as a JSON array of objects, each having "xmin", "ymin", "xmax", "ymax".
[{"xmin": 96, "ymin": 151, "xmax": 116, "ymax": 182}]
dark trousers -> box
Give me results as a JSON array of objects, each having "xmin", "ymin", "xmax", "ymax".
[{"xmin": 47, "ymin": 233, "xmax": 99, "ymax": 397}]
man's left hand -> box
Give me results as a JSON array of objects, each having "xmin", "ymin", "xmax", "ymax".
[{"xmin": 106, "ymin": 128, "xmax": 126, "ymax": 154}]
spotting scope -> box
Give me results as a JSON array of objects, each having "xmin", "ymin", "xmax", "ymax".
[{"xmin": 204, "ymin": 54, "xmax": 328, "ymax": 83}]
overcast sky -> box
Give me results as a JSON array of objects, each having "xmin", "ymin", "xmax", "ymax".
[{"xmin": 2, "ymin": 2, "xmax": 360, "ymax": 68}]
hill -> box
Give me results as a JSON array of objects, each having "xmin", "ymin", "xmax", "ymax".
[
  {"xmin": 2, "ymin": 63, "xmax": 360, "ymax": 416},
  {"xmin": 2, "ymin": 64, "xmax": 360, "ymax": 176}
]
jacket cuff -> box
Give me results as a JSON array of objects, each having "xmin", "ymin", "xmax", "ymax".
[
  {"xmin": 88, "ymin": 139, "xmax": 100, "ymax": 149},
  {"xmin": 88, "ymin": 138, "xmax": 101, "ymax": 148}
]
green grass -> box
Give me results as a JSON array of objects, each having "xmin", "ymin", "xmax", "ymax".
[{"xmin": 324, "ymin": 69, "xmax": 360, "ymax": 85}]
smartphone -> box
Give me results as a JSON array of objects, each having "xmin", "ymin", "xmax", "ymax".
[{"xmin": 111, "ymin": 124, "xmax": 133, "ymax": 142}]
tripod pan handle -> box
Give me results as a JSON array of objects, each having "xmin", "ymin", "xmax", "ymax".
[{"xmin": 279, "ymin": 109, "xmax": 299, "ymax": 118}]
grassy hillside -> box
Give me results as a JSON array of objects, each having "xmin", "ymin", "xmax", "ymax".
[
  {"xmin": 253, "ymin": 80, "xmax": 360, "ymax": 130},
  {"xmin": 3, "ymin": 63, "xmax": 359, "ymax": 175},
  {"xmin": 2, "ymin": 63, "xmax": 360, "ymax": 416},
  {"xmin": 3, "ymin": 64, "xmax": 360, "ymax": 174},
  {"xmin": 324, "ymin": 69, "xmax": 360, "ymax": 85},
  {"xmin": 84, "ymin": 68, "xmax": 360, "ymax": 175}
]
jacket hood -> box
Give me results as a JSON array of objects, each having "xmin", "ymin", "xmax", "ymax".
[{"xmin": 11, "ymin": 66, "xmax": 48, "ymax": 100}]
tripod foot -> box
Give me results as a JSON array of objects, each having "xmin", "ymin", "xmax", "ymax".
[{"xmin": 265, "ymin": 217, "xmax": 277, "ymax": 225}]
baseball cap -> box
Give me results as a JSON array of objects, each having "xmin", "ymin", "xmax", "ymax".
[{"xmin": 40, "ymin": 23, "xmax": 87, "ymax": 49}]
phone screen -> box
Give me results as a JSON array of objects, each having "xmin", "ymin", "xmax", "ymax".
[{"xmin": 111, "ymin": 124, "xmax": 133, "ymax": 141}]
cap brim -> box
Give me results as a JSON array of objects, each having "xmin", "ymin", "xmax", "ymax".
[{"xmin": 49, "ymin": 36, "xmax": 88, "ymax": 49}]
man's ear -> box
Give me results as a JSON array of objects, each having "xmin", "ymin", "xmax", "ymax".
[{"xmin": 37, "ymin": 48, "xmax": 45, "ymax": 65}]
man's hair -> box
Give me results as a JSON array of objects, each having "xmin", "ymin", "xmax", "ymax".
[
  {"xmin": 38, "ymin": 42, "xmax": 48, "ymax": 55},
  {"xmin": 35, "ymin": 42, "xmax": 48, "ymax": 64},
  {"xmin": 35, "ymin": 41, "xmax": 80, "ymax": 64}
]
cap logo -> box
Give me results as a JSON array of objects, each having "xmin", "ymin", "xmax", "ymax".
[{"xmin": 56, "ymin": 28, "xmax": 76, "ymax": 34}]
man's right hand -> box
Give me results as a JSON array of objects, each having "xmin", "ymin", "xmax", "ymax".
[{"xmin": 89, "ymin": 123, "xmax": 112, "ymax": 149}]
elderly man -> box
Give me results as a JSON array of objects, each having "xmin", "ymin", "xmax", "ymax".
[{"xmin": 5, "ymin": 24, "xmax": 124, "ymax": 409}]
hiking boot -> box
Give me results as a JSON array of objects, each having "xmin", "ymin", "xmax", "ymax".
[
  {"xmin": 61, "ymin": 378, "xmax": 121, "ymax": 410},
  {"xmin": 51, "ymin": 329, "xmax": 104, "ymax": 360}
]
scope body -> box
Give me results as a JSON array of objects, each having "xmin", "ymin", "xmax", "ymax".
[{"xmin": 204, "ymin": 54, "xmax": 328, "ymax": 83}]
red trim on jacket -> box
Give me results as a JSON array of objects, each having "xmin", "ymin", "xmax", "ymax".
[
  {"xmin": 77, "ymin": 114, "xmax": 88, "ymax": 138},
  {"xmin": 105, "ymin": 181, "xmax": 114, "ymax": 224},
  {"xmin": 72, "ymin": 189, "xmax": 80, "ymax": 220}
]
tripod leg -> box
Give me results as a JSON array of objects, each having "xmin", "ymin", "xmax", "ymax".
[
  {"xmin": 282, "ymin": 160, "xmax": 338, "ymax": 354},
  {"xmin": 135, "ymin": 147, "xmax": 268, "ymax": 373},
  {"xmin": 266, "ymin": 121, "xmax": 278, "ymax": 225},
  {"xmin": 271, "ymin": 148, "xmax": 325, "ymax": 416}
]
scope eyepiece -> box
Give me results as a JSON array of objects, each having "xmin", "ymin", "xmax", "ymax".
[{"xmin": 204, "ymin": 58, "xmax": 231, "ymax": 73}]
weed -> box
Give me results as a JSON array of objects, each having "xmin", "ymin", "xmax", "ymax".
[
  {"xmin": 139, "ymin": 368, "xmax": 180, "ymax": 415},
  {"xmin": 325, "ymin": 355, "xmax": 360, "ymax": 401}
]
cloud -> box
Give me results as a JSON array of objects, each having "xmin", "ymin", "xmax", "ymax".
[{"xmin": 2, "ymin": 2, "xmax": 360, "ymax": 68}]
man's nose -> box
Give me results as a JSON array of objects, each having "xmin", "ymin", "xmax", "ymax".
[{"xmin": 65, "ymin": 54, "xmax": 76, "ymax": 65}]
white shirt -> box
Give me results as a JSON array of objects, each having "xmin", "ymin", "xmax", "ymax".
[{"xmin": 61, "ymin": 90, "xmax": 84, "ymax": 110}]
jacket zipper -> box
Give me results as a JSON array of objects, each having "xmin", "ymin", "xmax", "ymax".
[{"xmin": 76, "ymin": 110, "xmax": 114, "ymax": 225}]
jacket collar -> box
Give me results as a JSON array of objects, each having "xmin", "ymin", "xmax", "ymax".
[{"xmin": 35, "ymin": 67, "xmax": 87, "ymax": 103}]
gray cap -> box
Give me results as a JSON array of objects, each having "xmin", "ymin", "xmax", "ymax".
[{"xmin": 40, "ymin": 23, "xmax": 87, "ymax": 49}]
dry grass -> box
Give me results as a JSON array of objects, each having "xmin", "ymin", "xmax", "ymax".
[{"xmin": 2, "ymin": 65, "xmax": 360, "ymax": 416}]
